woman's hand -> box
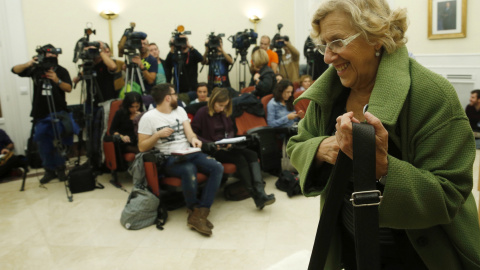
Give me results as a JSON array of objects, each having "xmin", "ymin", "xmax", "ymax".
[
  {"xmin": 121, "ymin": 135, "xmax": 131, "ymax": 143},
  {"xmin": 287, "ymin": 112, "xmax": 299, "ymax": 120},
  {"xmin": 335, "ymin": 111, "xmax": 388, "ymax": 178},
  {"xmin": 1, "ymin": 148, "xmax": 10, "ymax": 155},
  {"xmin": 315, "ymin": 136, "xmax": 340, "ymax": 165}
]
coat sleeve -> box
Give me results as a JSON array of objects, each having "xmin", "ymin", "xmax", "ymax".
[{"xmin": 287, "ymin": 101, "xmax": 332, "ymax": 196}]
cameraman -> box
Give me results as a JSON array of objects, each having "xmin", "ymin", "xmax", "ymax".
[
  {"xmin": 277, "ymin": 40, "xmax": 300, "ymax": 82},
  {"xmin": 118, "ymin": 34, "xmax": 157, "ymax": 94},
  {"xmin": 11, "ymin": 44, "xmax": 73, "ymax": 184},
  {"xmin": 73, "ymin": 42, "xmax": 121, "ymax": 106},
  {"xmin": 165, "ymin": 35, "xmax": 203, "ymax": 97},
  {"xmin": 202, "ymin": 37, "xmax": 233, "ymax": 88}
]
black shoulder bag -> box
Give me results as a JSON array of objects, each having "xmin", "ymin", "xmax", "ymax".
[{"xmin": 308, "ymin": 123, "xmax": 382, "ymax": 270}]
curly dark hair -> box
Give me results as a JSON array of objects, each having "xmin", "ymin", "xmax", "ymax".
[{"xmin": 273, "ymin": 79, "xmax": 294, "ymax": 111}]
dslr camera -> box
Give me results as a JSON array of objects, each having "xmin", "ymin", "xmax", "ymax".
[
  {"xmin": 206, "ymin": 32, "xmax": 225, "ymax": 53},
  {"xmin": 229, "ymin": 29, "xmax": 257, "ymax": 51},
  {"xmin": 271, "ymin": 24, "xmax": 289, "ymax": 50}
]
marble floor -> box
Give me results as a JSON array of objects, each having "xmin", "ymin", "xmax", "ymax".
[{"xmin": 0, "ymin": 152, "xmax": 479, "ymax": 270}]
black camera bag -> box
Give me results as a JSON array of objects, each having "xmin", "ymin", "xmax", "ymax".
[{"xmin": 68, "ymin": 161, "xmax": 104, "ymax": 193}]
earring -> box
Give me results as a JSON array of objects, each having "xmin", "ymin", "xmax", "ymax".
[{"xmin": 375, "ymin": 51, "xmax": 380, "ymax": 57}]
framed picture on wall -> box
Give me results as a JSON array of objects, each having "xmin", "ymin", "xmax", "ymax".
[{"xmin": 428, "ymin": 0, "xmax": 467, "ymax": 39}]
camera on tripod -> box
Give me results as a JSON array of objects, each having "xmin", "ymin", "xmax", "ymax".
[
  {"xmin": 229, "ymin": 29, "xmax": 257, "ymax": 51},
  {"xmin": 206, "ymin": 32, "xmax": 225, "ymax": 53},
  {"xmin": 170, "ymin": 25, "xmax": 191, "ymax": 52},
  {"xmin": 271, "ymin": 24, "xmax": 289, "ymax": 50},
  {"xmin": 123, "ymin": 31, "xmax": 147, "ymax": 56},
  {"xmin": 304, "ymin": 36, "xmax": 316, "ymax": 61},
  {"xmin": 34, "ymin": 45, "xmax": 62, "ymax": 71},
  {"xmin": 73, "ymin": 24, "xmax": 100, "ymax": 64}
]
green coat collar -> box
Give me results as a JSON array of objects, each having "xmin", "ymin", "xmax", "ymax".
[{"xmin": 296, "ymin": 46, "xmax": 411, "ymax": 127}]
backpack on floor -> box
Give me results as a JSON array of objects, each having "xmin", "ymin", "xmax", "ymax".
[{"xmin": 275, "ymin": 170, "xmax": 301, "ymax": 197}]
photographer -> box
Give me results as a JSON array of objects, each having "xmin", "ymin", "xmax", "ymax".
[
  {"xmin": 73, "ymin": 42, "xmax": 122, "ymax": 106},
  {"xmin": 276, "ymin": 40, "xmax": 300, "ymax": 82},
  {"xmin": 11, "ymin": 44, "xmax": 73, "ymax": 184},
  {"xmin": 118, "ymin": 33, "xmax": 157, "ymax": 94},
  {"xmin": 202, "ymin": 37, "xmax": 233, "ymax": 88},
  {"xmin": 165, "ymin": 35, "xmax": 203, "ymax": 96}
]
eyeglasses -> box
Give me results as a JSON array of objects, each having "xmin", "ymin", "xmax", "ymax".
[{"xmin": 316, "ymin": 33, "xmax": 361, "ymax": 55}]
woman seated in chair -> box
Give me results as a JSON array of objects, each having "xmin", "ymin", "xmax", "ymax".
[
  {"xmin": 109, "ymin": 92, "xmax": 143, "ymax": 154},
  {"xmin": 295, "ymin": 74, "xmax": 312, "ymax": 93},
  {"xmin": 251, "ymin": 48, "xmax": 276, "ymax": 98},
  {"xmin": 192, "ymin": 88, "xmax": 275, "ymax": 209},
  {"xmin": 267, "ymin": 79, "xmax": 304, "ymax": 128}
]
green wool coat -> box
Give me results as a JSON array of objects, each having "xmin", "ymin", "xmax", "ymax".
[{"xmin": 287, "ymin": 46, "xmax": 480, "ymax": 269}]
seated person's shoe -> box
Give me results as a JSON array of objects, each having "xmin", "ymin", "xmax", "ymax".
[{"xmin": 40, "ymin": 169, "xmax": 57, "ymax": 184}]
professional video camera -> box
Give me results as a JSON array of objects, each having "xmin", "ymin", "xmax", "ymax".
[
  {"xmin": 34, "ymin": 45, "xmax": 62, "ymax": 71},
  {"xmin": 206, "ymin": 32, "xmax": 225, "ymax": 52},
  {"xmin": 123, "ymin": 31, "xmax": 147, "ymax": 56},
  {"xmin": 170, "ymin": 25, "xmax": 191, "ymax": 52},
  {"xmin": 72, "ymin": 24, "xmax": 98, "ymax": 64},
  {"xmin": 304, "ymin": 36, "xmax": 316, "ymax": 61},
  {"xmin": 271, "ymin": 24, "xmax": 289, "ymax": 50},
  {"xmin": 228, "ymin": 29, "xmax": 257, "ymax": 51}
]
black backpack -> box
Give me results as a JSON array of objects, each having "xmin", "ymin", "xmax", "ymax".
[{"xmin": 275, "ymin": 170, "xmax": 301, "ymax": 197}]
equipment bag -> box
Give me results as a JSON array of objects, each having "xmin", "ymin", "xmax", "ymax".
[
  {"xmin": 121, "ymin": 185, "xmax": 160, "ymax": 230},
  {"xmin": 68, "ymin": 161, "xmax": 104, "ymax": 193},
  {"xmin": 275, "ymin": 170, "xmax": 301, "ymax": 197},
  {"xmin": 223, "ymin": 180, "xmax": 251, "ymax": 201}
]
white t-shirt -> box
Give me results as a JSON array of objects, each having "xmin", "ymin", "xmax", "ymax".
[{"xmin": 138, "ymin": 107, "xmax": 190, "ymax": 154}]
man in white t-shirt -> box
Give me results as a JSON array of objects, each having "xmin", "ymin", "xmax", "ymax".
[{"xmin": 138, "ymin": 83, "xmax": 223, "ymax": 236}]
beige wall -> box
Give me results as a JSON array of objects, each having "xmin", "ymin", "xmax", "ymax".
[
  {"xmin": 392, "ymin": 0, "xmax": 480, "ymax": 54},
  {"xmin": 21, "ymin": 0, "xmax": 296, "ymax": 105}
]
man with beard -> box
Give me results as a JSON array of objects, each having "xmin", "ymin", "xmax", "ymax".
[
  {"xmin": 137, "ymin": 83, "xmax": 223, "ymax": 236},
  {"xmin": 11, "ymin": 44, "xmax": 74, "ymax": 184}
]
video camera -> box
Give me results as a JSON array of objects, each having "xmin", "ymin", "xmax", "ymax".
[
  {"xmin": 271, "ymin": 24, "xmax": 289, "ymax": 50},
  {"xmin": 304, "ymin": 36, "xmax": 316, "ymax": 61},
  {"xmin": 206, "ymin": 32, "xmax": 225, "ymax": 52},
  {"xmin": 170, "ymin": 25, "xmax": 191, "ymax": 52},
  {"xmin": 123, "ymin": 31, "xmax": 147, "ymax": 56},
  {"xmin": 228, "ymin": 29, "xmax": 257, "ymax": 51},
  {"xmin": 72, "ymin": 24, "xmax": 100, "ymax": 64},
  {"xmin": 35, "ymin": 45, "xmax": 62, "ymax": 71}
]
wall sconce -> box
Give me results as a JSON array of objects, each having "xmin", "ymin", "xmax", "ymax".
[
  {"xmin": 249, "ymin": 15, "xmax": 261, "ymax": 33},
  {"xmin": 99, "ymin": 10, "xmax": 119, "ymax": 55}
]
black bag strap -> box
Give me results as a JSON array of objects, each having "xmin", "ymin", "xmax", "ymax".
[
  {"xmin": 351, "ymin": 123, "xmax": 381, "ymax": 270},
  {"xmin": 308, "ymin": 123, "xmax": 381, "ymax": 270}
]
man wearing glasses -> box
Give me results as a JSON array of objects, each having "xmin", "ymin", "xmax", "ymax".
[{"xmin": 137, "ymin": 83, "xmax": 223, "ymax": 236}]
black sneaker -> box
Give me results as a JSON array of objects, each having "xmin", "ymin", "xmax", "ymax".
[{"xmin": 40, "ymin": 169, "xmax": 57, "ymax": 184}]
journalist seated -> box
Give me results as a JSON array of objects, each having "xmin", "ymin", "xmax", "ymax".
[
  {"xmin": 267, "ymin": 79, "xmax": 304, "ymax": 128},
  {"xmin": 192, "ymin": 88, "xmax": 275, "ymax": 209},
  {"xmin": 137, "ymin": 83, "xmax": 223, "ymax": 236}
]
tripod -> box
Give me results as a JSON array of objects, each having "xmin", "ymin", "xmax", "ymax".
[
  {"xmin": 171, "ymin": 49, "xmax": 186, "ymax": 94},
  {"xmin": 37, "ymin": 76, "xmax": 72, "ymax": 201},
  {"xmin": 78, "ymin": 61, "xmax": 104, "ymax": 170},
  {"xmin": 236, "ymin": 50, "xmax": 249, "ymax": 90},
  {"xmin": 275, "ymin": 49, "xmax": 290, "ymax": 80},
  {"xmin": 124, "ymin": 53, "xmax": 147, "ymax": 95}
]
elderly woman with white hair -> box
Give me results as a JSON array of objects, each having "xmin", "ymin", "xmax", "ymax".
[{"xmin": 287, "ymin": 0, "xmax": 480, "ymax": 269}]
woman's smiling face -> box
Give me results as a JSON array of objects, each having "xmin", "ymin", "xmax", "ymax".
[{"xmin": 320, "ymin": 10, "xmax": 381, "ymax": 92}]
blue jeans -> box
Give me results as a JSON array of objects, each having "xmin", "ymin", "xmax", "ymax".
[{"xmin": 163, "ymin": 152, "xmax": 223, "ymax": 208}]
